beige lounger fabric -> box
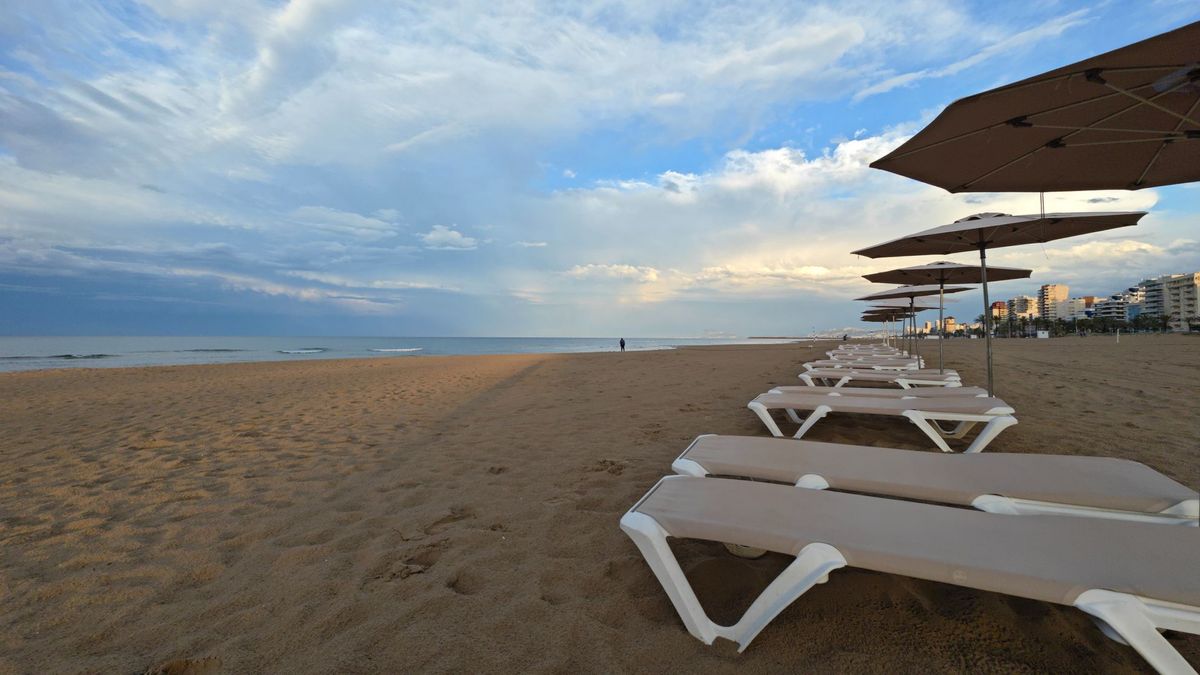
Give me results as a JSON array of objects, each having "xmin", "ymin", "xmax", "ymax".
[
  {"xmin": 804, "ymin": 369, "xmax": 958, "ymax": 380},
  {"xmin": 679, "ymin": 435, "xmax": 1199, "ymax": 514},
  {"xmin": 753, "ymin": 391, "xmax": 1013, "ymax": 415},
  {"xmin": 633, "ymin": 476, "xmax": 1200, "ymax": 607},
  {"xmin": 771, "ymin": 386, "xmax": 986, "ymax": 398}
]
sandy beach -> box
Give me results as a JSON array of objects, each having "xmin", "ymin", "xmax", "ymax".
[{"xmin": 1, "ymin": 335, "xmax": 1197, "ymax": 673}]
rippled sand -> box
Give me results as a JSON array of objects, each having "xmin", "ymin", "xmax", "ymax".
[{"xmin": 1, "ymin": 335, "xmax": 1196, "ymax": 672}]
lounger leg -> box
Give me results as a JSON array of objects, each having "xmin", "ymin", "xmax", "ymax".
[
  {"xmin": 725, "ymin": 543, "xmax": 847, "ymax": 650},
  {"xmin": 785, "ymin": 408, "xmax": 804, "ymax": 425},
  {"xmin": 620, "ymin": 512, "xmax": 722, "ymax": 644},
  {"xmin": 962, "ymin": 416, "xmax": 1017, "ymax": 454},
  {"xmin": 791, "ymin": 405, "xmax": 830, "ymax": 440},
  {"xmin": 1075, "ymin": 590, "xmax": 1199, "ymax": 675},
  {"xmin": 748, "ymin": 401, "xmax": 786, "ymax": 438},
  {"xmin": 901, "ymin": 412, "xmax": 955, "ymax": 453},
  {"xmin": 834, "ymin": 376, "xmax": 850, "ymax": 388},
  {"xmin": 621, "ymin": 511, "xmax": 848, "ymax": 652},
  {"xmin": 798, "ymin": 373, "xmax": 815, "ymax": 386},
  {"xmin": 931, "ymin": 420, "xmax": 976, "ymax": 439}
]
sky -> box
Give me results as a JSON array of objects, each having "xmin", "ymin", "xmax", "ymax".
[{"xmin": 1, "ymin": 1, "xmax": 1198, "ymax": 337}]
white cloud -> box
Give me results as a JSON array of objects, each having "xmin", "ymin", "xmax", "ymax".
[
  {"xmin": 853, "ymin": 9, "xmax": 1091, "ymax": 101},
  {"xmin": 281, "ymin": 270, "xmax": 455, "ymax": 291},
  {"xmin": 515, "ymin": 241, "xmax": 548, "ymax": 248},
  {"xmin": 566, "ymin": 264, "xmax": 662, "ymax": 283},
  {"xmin": 290, "ymin": 205, "xmax": 398, "ymax": 239},
  {"xmin": 420, "ymin": 224, "xmax": 477, "ymax": 250}
]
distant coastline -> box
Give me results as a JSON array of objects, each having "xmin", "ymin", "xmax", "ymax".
[{"xmin": 0, "ymin": 336, "xmax": 800, "ymax": 373}]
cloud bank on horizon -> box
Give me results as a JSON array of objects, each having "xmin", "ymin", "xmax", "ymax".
[{"xmin": 1, "ymin": 0, "xmax": 1198, "ymax": 336}]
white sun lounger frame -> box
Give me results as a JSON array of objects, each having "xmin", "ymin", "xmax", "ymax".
[
  {"xmin": 621, "ymin": 475, "xmax": 1200, "ymax": 675},
  {"xmin": 798, "ymin": 371, "xmax": 961, "ymax": 388},
  {"xmin": 747, "ymin": 393, "xmax": 1017, "ymax": 454}
]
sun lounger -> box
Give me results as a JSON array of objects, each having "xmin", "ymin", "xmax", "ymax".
[
  {"xmin": 805, "ymin": 359, "xmax": 921, "ymax": 371},
  {"xmin": 673, "ymin": 434, "xmax": 1199, "ymax": 525},
  {"xmin": 800, "ymin": 369, "xmax": 961, "ymax": 388},
  {"xmin": 770, "ymin": 385, "xmax": 986, "ymax": 398},
  {"xmin": 748, "ymin": 391, "xmax": 1017, "ymax": 453},
  {"xmin": 621, "ymin": 475, "xmax": 1200, "ymax": 672}
]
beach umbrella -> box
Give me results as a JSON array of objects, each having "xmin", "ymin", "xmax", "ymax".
[
  {"xmin": 852, "ymin": 211, "xmax": 1145, "ymax": 394},
  {"xmin": 864, "ymin": 307, "xmax": 928, "ymax": 350},
  {"xmin": 869, "ymin": 21, "xmax": 1200, "ymax": 192},
  {"xmin": 861, "ymin": 298, "xmax": 943, "ymax": 350},
  {"xmin": 860, "ymin": 313, "xmax": 901, "ymax": 345},
  {"xmin": 861, "ymin": 310, "xmax": 920, "ymax": 347},
  {"xmin": 856, "ymin": 284, "xmax": 971, "ymax": 359},
  {"xmin": 863, "ymin": 261, "xmax": 1032, "ymax": 373}
]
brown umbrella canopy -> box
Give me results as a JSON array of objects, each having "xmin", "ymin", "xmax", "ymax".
[
  {"xmin": 865, "ymin": 297, "xmax": 944, "ymax": 308},
  {"xmin": 870, "ymin": 20, "xmax": 1200, "ymax": 192},
  {"xmin": 854, "ymin": 284, "xmax": 971, "ymax": 301},
  {"xmin": 863, "ymin": 260, "xmax": 1031, "ymax": 285},
  {"xmin": 852, "ymin": 211, "xmax": 1145, "ymax": 258}
]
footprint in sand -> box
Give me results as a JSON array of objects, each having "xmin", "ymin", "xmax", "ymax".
[
  {"xmin": 423, "ymin": 506, "xmax": 476, "ymax": 535},
  {"xmin": 586, "ymin": 459, "xmax": 626, "ymax": 476},
  {"xmin": 363, "ymin": 540, "xmax": 448, "ymax": 587},
  {"xmin": 143, "ymin": 656, "xmax": 222, "ymax": 675}
]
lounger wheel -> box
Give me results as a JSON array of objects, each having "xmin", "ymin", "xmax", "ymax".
[{"xmin": 725, "ymin": 543, "xmax": 767, "ymax": 559}]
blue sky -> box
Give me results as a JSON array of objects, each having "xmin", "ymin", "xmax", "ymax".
[{"xmin": 1, "ymin": 0, "xmax": 1198, "ymax": 336}]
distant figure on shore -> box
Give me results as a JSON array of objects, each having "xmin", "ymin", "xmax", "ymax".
[
  {"xmin": 619, "ymin": 338, "xmax": 626, "ymax": 352},
  {"xmin": 842, "ymin": 334, "xmax": 848, "ymax": 342}
]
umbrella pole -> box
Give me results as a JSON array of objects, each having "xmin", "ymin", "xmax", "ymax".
[
  {"xmin": 909, "ymin": 297, "xmax": 918, "ymax": 363},
  {"xmin": 938, "ymin": 279, "xmax": 945, "ymax": 374},
  {"xmin": 978, "ymin": 245, "xmax": 994, "ymax": 396}
]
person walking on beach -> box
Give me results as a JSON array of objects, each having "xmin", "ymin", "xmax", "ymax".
[{"xmin": 619, "ymin": 338, "xmax": 625, "ymax": 352}]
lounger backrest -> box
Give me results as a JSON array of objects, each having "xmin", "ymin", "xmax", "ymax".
[{"xmin": 680, "ymin": 436, "xmax": 1199, "ymax": 514}]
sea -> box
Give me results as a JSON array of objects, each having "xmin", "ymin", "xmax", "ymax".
[{"xmin": 0, "ymin": 336, "xmax": 802, "ymax": 373}]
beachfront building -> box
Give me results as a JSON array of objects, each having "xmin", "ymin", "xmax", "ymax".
[
  {"xmin": 1092, "ymin": 295, "xmax": 1128, "ymax": 321},
  {"xmin": 1135, "ymin": 274, "xmax": 1182, "ymax": 318},
  {"xmin": 1007, "ymin": 295, "xmax": 1038, "ymax": 319},
  {"xmin": 1038, "ymin": 284, "xmax": 1069, "ymax": 321},
  {"xmin": 1058, "ymin": 296, "xmax": 1101, "ymax": 321},
  {"xmin": 1161, "ymin": 272, "xmax": 1200, "ymax": 331},
  {"xmin": 942, "ymin": 317, "xmax": 957, "ymax": 334},
  {"xmin": 990, "ymin": 301, "xmax": 1008, "ymax": 319}
]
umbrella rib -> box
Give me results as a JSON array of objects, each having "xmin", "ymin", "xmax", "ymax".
[
  {"xmin": 1134, "ymin": 96, "xmax": 1200, "ymax": 187},
  {"xmin": 1056, "ymin": 136, "xmax": 1200, "ymax": 147},
  {"xmin": 1021, "ymin": 123, "xmax": 1194, "ymax": 135},
  {"xmin": 1100, "ymin": 80, "xmax": 1200, "ymax": 128}
]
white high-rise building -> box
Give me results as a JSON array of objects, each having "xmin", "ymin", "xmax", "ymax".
[
  {"xmin": 1162, "ymin": 272, "xmax": 1200, "ymax": 331},
  {"xmin": 1136, "ymin": 274, "xmax": 1182, "ymax": 318}
]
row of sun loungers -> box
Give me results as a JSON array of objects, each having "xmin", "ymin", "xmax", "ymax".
[{"xmin": 620, "ymin": 343, "xmax": 1200, "ymax": 673}]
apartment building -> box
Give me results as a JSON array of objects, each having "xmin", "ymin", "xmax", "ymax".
[
  {"xmin": 1162, "ymin": 272, "xmax": 1200, "ymax": 331},
  {"xmin": 1038, "ymin": 284, "xmax": 1069, "ymax": 320},
  {"xmin": 1136, "ymin": 274, "xmax": 1182, "ymax": 318},
  {"xmin": 1058, "ymin": 295, "xmax": 1101, "ymax": 321},
  {"xmin": 1007, "ymin": 295, "xmax": 1038, "ymax": 319},
  {"xmin": 990, "ymin": 301, "xmax": 1008, "ymax": 319}
]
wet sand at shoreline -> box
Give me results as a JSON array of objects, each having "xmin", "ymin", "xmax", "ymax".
[{"xmin": 1, "ymin": 335, "xmax": 1196, "ymax": 672}]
